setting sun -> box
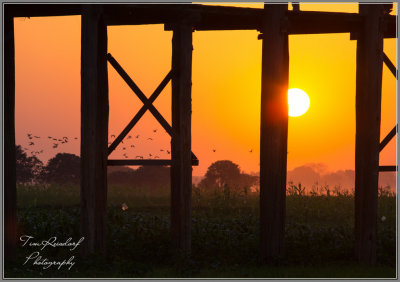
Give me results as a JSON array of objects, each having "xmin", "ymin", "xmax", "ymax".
[{"xmin": 288, "ymin": 88, "xmax": 310, "ymax": 117}]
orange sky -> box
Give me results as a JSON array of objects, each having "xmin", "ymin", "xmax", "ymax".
[{"xmin": 13, "ymin": 3, "xmax": 397, "ymax": 176}]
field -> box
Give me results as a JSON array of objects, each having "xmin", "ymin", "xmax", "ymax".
[{"xmin": 4, "ymin": 184, "xmax": 397, "ymax": 278}]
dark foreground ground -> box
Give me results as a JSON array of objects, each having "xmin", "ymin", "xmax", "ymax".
[{"xmin": 4, "ymin": 184, "xmax": 396, "ymax": 278}]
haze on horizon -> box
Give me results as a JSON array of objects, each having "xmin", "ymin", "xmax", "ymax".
[{"xmin": 13, "ymin": 3, "xmax": 397, "ymax": 181}]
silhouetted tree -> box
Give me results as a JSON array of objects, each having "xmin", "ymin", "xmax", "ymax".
[
  {"xmin": 43, "ymin": 153, "xmax": 80, "ymax": 184},
  {"xmin": 16, "ymin": 145, "xmax": 43, "ymax": 184},
  {"xmin": 199, "ymin": 160, "xmax": 257, "ymax": 190}
]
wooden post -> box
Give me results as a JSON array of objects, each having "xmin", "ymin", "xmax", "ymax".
[
  {"xmin": 170, "ymin": 24, "xmax": 193, "ymax": 253},
  {"xmin": 354, "ymin": 4, "xmax": 385, "ymax": 265},
  {"xmin": 259, "ymin": 4, "xmax": 289, "ymax": 261},
  {"xmin": 80, "ymin": 5, "xmax": 109, "ymax": 255},
  {"xmin": 4, "ymin": 9, "xmax": 17, "ymax": 261}
]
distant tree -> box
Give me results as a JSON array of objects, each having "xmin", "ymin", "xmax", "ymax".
[
  {"xmin": 16, "ymin": 145, "xmax": 43, "ymax": 184},
  {"xmin": 43, "ymin": 153, "xmax": 80, "ymax": 184},
  {"xmin": 199, "ymin": 160, "xmax": 259, "ymax": 191}
]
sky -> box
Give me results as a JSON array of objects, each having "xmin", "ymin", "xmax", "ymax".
[{"xmin": 13, "ymin": 3, "xmax": 397, "ymax": 177}]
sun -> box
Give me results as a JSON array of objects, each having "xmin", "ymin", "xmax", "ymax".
[{"xmin": 288, "ymin": 88, "xmax": 310, "ymax": 117}]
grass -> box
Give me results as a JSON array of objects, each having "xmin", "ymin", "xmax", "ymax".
[{"xmin": 4, "ymin": 183, "xmax": 397, "ymax": 278}]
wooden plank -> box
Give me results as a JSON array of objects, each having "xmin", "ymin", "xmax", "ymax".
[
  {"xmin": 379, "ymin": 165, "xmax": 397, "ymax": 172},
  {"xmin": 170, "ymin": 24, "xmax": 193, "ymax": 253},
  {"xmin": 354, "ymin": 4, "xmax": 385, "ymax": 265},
  {"xmin": 379, "ymin": 124, "xmax": 397, "ymax": 152},
  {"xmin": 383, "ymin": 52, "xmax": 397, "ymax": 79},
  {"xmin": 5, "ymin": 3, "xmax": 81, "ymax": 17},
  {"xmin": 80, "ymin": 5, "xmax": 109, "ymax": 256},
  {"xmin": 4, "ymin": 9, "xmax": 17, "ymax": 261},
  {"xmin": 259, "ymin": 3, "xmax": 289, "ymax": 262},
  {"xmin": 107, "ymin": 159, "xmax": 199, "ymax": 166},
  {"xmin": 5, "ymin": 3, "xmax": 397, "ymax": 37}
]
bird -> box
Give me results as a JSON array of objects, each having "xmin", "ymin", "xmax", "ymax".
[
  {"xmin": 29, "ymin": 142, "xmax": 34, "ymax": 146},
  {"xmin": 153, "ymin": 129, "xmax": 157, "ymax": 133},
  {"xmin": 48, "ymin": 136, "xmax": 52, "ymax": 139},
  {"xmin": 147, "ymin": 137, "xmax": 153, "ymax": 140},
  {"xmin": 130, "ymin": 145, "xmax": 135, "ymax": 148},
  {"xmin": 149, "ymin": 153, "xmax": 152, "ymax": 157},
  {"xmin": 53, "ymin": 144, "xmax": 58, "ymax": 148},
  {"xmin": 135, "ymin": 135, "xmax": 140, "ymax": 139},
  {"xmin": 127, "ymin": 135, "xmax": 132, "ymax": 139},
  {"xmin": 111, "ymin": 134, "xmax": 115, "ymax": 138},
  {"xmin": 213, "ymin": 149, "xmax": 216, "ymax": 153},
  {"xmin": 167, "ymin": 150, "xmax": 170, "ymax": 154},
  {"xmin": 52, "ymin": 138, "xmax": 57, "ymax": 141},
  {"xmin": 34, "ymin": 136, "xmax": 40, "ymax": 139},
  {"xmin": 154, "ymin": 156, "xmax": 159, "ymax": 159},
  {"xmin": 249, "ymin": 149, "xmax": 253, "ymax": 153},
  {"xmin": 74, "ymin": 137, "xmax": 78, "ymax": 140},
  {"xmin": 28, "ymin": 136, "xmax": 33, "ymax": 140},
  {"xmin": 122, "ymin": 147, "xmax": 126, "ymax": 150},
  {"xmin": 160, "ymin": 149, "xmax": 164, "ymax": 152},
  {"xmin": 136, "ymin": 155, "xmax": 143, "ymax": 159}
]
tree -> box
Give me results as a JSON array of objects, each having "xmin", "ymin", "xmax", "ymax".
[
  {"xmin": 16, "ymin": 145, "xmax": 43, "ymax": 184},
  {"xmin": 43, "ymin": 153, "xmax": 80, "ymax": 184},
  {"xmin": 199, "ymin": 160, "xmax": 259, "ymax": 191},
  {"xmin": 199, "ymin": 160, "xmax": 239, "ymax": 189}
]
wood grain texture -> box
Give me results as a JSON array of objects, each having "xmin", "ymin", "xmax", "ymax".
[
  {"xmin": 355, "ymin": 4, "xmax": 384, "ymax": 265},
  {"xmin": 259, "ymin": 4, "xmax": 289, "ymax": 262},
  {"xmin": 170, "ymin": 24, "xmax": 193, "ymax": 253},
  {"xmin": 80, "ymin": 5, "xmax": 109, "ymax": 256}
]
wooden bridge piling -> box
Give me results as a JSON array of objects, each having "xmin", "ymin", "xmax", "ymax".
[
  {"xmin": 354, "ymin": 4, "xmax": 385, "ymax": 265},
  {"xmin": 80, "ymin": 5, "xmax": 109, "ymax": 255},
  {"xmin": 4, "ymin": 8, "xmax": 17, "ymax": 261},
  {"xmin": 259, "ymin": 3, "xmax": 289, "ymax": 261},
  {"xmin": 170, "ymin": 23, "xmax": 193, "ymax": 253}
]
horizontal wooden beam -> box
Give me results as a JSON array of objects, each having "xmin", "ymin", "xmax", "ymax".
[
  {"xmin": 107, "ymin": 159, "xmax": 199, "ymax": 166},
  {"xmin": 5, "ymin": 4, "xmax": 82, "ymax": 17},
  {"xmin": 379, "ymin": 165, "xmax": 397, "ymax": 172},
  {"xmin": 6, "ymin": 4, "xmax": 395, "ymax": 38}
]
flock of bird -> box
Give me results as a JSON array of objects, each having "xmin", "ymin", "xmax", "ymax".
[{"xmin": 23, "ymin": 130, "xmax": 255, "ymax": 159}]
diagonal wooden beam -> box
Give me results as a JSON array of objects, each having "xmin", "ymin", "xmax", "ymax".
[
  {"xmin": 107, "ymin": 67, "xmax": 172, "ymax": 155},
  {"xmin": 107, "ymin": 53, "xmax": 174, "ymax": 135},
  {"xmin": 383, "ymin": 52, "xmax": 397, "ymax": 79},
  {"xmin": 379, "ymin": 124, "xmax": 397, "ymax": 152},
  {"xmin": 107, "ymin": 54, "xmax": 199, "ymax": 161}
]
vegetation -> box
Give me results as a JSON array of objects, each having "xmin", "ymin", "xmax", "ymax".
[{"xmin": 5, "ymin": 182, "xmax": 396, "ymax": 278}]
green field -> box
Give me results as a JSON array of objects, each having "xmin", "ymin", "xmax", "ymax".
[{"xmin": 4, "ymin": 184, "xmax": 397, "ymax": 278}]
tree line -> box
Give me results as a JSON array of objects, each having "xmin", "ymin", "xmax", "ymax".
[{"xmin": 16, "ymin": 145, "xmax": 258, "ymax": 190}]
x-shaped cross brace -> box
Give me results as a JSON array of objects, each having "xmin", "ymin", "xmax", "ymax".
[{"xmin": 106, "ymin": 53, "xmax": 198, "ymax": 163}]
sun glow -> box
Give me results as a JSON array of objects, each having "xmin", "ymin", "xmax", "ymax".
[{"xmin": 288, "ymin": 88, "xmax": 310, "ymax": 117}]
